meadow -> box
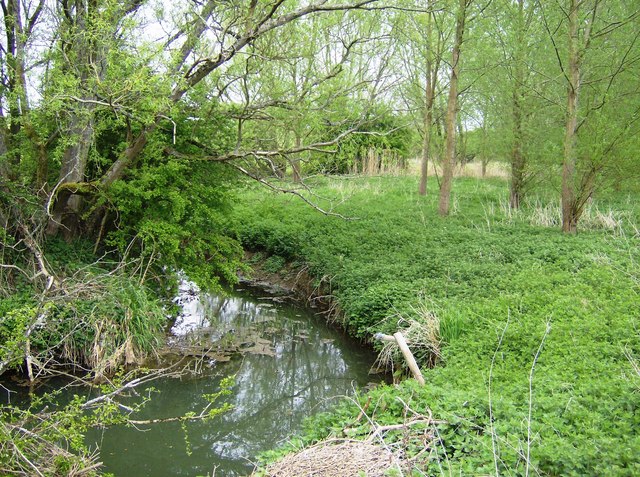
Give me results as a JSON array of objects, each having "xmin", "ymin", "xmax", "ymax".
[{"xmin": 233, "ymin": 174, "xmax": 640, "ymax": 476}]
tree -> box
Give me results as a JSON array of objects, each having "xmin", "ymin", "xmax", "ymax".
[
  {"xmin": 0, "ymin": 0, "xmax": 47, "ymax": 182},
  {"xmin": 0, "ymin": 0, "xmax": 400, "ymax": 384},
  {"xmin": 0, "ymin": 0, "xmax": 389, "ymax": 287},
  {"xmin": 225, "ymin": 8, "xmax": 392, "ymax": 182},
  {"xmin": 0, "ymin": 1, "xmax": 395, "ymax": 470},
  {"xmin": 438, "ymin": 0, "xmax": 471, "ymax": 216},
  {"xmin": 418, "ymin": 0, "xmax": 439, "ymax": 196},
  {"xmin": 509, "ymin": 0, "xmax": 530, "ymax": 208},
  {"xmin": 540, "ymin": 0, "xmax": 640, "ymax": 232},
  {"xmin": 46, "ymin": 1, "xmax": 149, "ymax": 237},
  {"xmin": 481, "ymin": 0, "xmax": 544, "ymax": 208}
]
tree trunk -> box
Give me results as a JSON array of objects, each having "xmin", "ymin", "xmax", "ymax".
[
  {"xmin": 5, "ymin": 0, "xmax": 22, "ymax": 138},
  {"xmin": 48, "ymin": 107, "xmax": 96, "ymax": 236},
  {"xmin": 510, "ymin": 90, "xmax": 525, "ymax": 208},
  {"xmin": 418, "ymin": 87, "xmax": 434, "ymax": 195},
  {"xmin": 438, "ymin": 0, "xmax": 467, "ymax": 216},
  {"xmin": 32, "ymin": 136, "xmax": 49, "ymax": 192},
  {"xmin": 292, "ymin": 134, "xmax": 302, "ymax": 183},
  {"xmin": 1, "ymin": 0, "xmax": 46, "ymax": 184},
  {"xmin": 47, "ymin": 1, "xmax": 112, "ymax": 236},
  {"xmin": 561, "ymin": 0, "xmax": 581, "ymax": 234},
  {"xmin": 456, "ymin": 115, "xmax": 466, "ymax": 167},
  {"xmin": 0, "ymin": 116, "xmax": 10, "ymax": 180},
  {"xmin": 101, "ymin": 129, "xmax": 152, "ymax": 188},
  {"xmin": 479, "ymin": 114, "xmax": 489, "ymax": 178},
  {"xmin": 3, "ymin": 0, "xmax": 30, "ymax": 167},
  {"xmin": 419, "ymin": 2, "xmax": 436, "ymax": 196},
  {"xmin": 510, "ymin": 0, "xmax": 526, "ymax": 209}
]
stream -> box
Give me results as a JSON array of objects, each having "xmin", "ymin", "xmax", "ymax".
[{"xmin": 56, "ymin": 283, "xmax": 379, "ymax": 476}]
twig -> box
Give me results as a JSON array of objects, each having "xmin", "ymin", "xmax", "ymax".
[
  {"xmin": 0, "ymin": 261, "xmax": 28, "ymax": 275},
  {"xmin": 526, "ymin": 320, "xmax": 551, "ymax": 477},
  {"xmin": 18, "ymin": 224, "xmax": 58, "ymax": 293},
  {"xmin": 11, "ymin": 441, "xmax": 45, "ymax": 477},
  {"xmin": 489, "ymin": 312, "xmax": 510, "ymax": 477},
  {"xmin": 80, "ymin": 365, "xmax": 184, "ymax": 410},
  {"xmin": 231, "ymin": 164, "xmax": 356, "ymax": 220}
]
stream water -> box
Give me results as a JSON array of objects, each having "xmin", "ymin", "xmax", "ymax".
[{"xmin": 57, "ymin": 283, "xmax": 379, "ymax": 476}]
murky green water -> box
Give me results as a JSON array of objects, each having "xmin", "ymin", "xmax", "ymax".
[{"xmin": 81, "ymin": 285, "xmax": 379, "ymax": 476}]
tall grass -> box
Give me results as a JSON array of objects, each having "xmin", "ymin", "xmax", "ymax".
[
  {"xmin": 477, "ymin": 195, "xmax": 635, "ymax": 235},
  {"xmin": 52, "ymin": 271, "xmax": 165, "ymax": 378}
]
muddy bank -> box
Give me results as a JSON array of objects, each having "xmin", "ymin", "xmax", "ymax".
[{"xmin": 238, "ymin": 251, "xmax": 343, "ymax": 324}]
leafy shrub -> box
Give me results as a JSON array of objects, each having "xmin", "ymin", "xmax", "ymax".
[{"xmin": 107, "ymin": 155, "xmax": 243, "ymax": 291}]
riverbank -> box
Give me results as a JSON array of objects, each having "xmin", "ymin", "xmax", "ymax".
[
  {"xmin": 238, "ymin": 251, "xmax": 345, "ymax": 322},
  {"xmin": 233, "ymin": 175, "xmax": 640, "ymax": 476}
]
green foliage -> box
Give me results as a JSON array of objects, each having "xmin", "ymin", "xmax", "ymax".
[
  {"xmin": 234, "ymin": 175, "xmax": 640, "ymax": 476},
  {"xmin": 0, "ymin": 236, "xmax": 170, "ymax": 377},
  {"xmin": 0, "ymin": 371, "xmax": 145, "ymax": 476},
  {"xmin": 311, "ymin": 109, "xmax": 415, "ymax": 174},
  {"xmin": 99, "ymin": 102, "xmax": 240, "ymax": 291},
  {"xmin": 0, "ymin": 301, "xmax": 40, "ymax": 369},
  {"xmin": 0, "ymin": 367, "xmax": 236, "ymax": 476},
  {"xmin": 47, "ymin": 272, "xmax": 166, "ymax": 373},
  {"xmin": 263, "ymin": 255, "xmax": 287, "ymax": 274},
  {"xmin": 107, "ymin": 154, "xmax": 243, "ymax": 291}
]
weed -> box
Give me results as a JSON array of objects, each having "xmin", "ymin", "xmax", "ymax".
[{"xmin": 263, "ymin": 255, "xmax": 287, "ymax": 274}]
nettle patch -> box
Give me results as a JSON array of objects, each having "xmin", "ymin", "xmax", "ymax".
[{"xmin": 235, "ymin": 176, "xmax": 640, "ymax": 476}]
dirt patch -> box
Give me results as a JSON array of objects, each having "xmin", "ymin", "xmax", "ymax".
[{"xmin": 257, "ymin": 439, "xmax": 402, "ymax": 477}]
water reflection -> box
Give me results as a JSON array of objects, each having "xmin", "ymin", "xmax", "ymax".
[{"xmin": 88, "ymin": 287, "xmax": 378, "ymax": 477}]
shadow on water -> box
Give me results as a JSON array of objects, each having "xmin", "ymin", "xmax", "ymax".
[{"xmin": 81, "ymin": 284, "xmax": 381, "ymax": 477}]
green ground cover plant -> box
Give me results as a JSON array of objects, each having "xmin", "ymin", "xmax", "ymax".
[{"xmin": 234, "ymin": 175, "xmax": 640, "ymax": 476}]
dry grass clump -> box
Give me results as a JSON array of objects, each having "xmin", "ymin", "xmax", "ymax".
[
  {"xmin": 457, "ymin": 162, "xmax": 509, "ymax": 179},
  {"xmin": 375, "ymin": 308, "xmax": 441, "ymax": 375},
  {"xmin": 258, "ymin": 439, "xmax": 400, "ymax": 477},
  {"xmin": 526, "ymin": 199, "xmax": 628, "ymax": 234},
  {"xmin": 480, "ymin": 197, "xmax": 634, "ymax": 235},
  {"xmin": 405, "ymin": 158, "xmax": 509, "ymax": 179}
]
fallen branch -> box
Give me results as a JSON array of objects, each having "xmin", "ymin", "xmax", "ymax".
[
  {"xmin": 368, "ymin": 418, "xmax": 440, "ymax": 440},
  {"xmin": 17, "ymin": 224, "xmax": 58, "ymax": 293},
  {"xmin": 79, "ymin": 363, "xmax": 189, "ymax": 410}
]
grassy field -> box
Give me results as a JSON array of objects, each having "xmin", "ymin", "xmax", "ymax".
[{"xmin": 232, "ymin": 175, "xmax": 639, "ymax": 476}]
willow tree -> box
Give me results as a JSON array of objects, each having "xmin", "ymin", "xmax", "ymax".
[
  {"xmin": 95, "ymin": 0, "xmax": 381, "ymax": 189},
  {"xmin": 508, "ymin": 0, "xmax": 532, "ymax": 208},
  {"xmin": 540, "ymin": 0, "xmax": 640, "ymax": 232},
  {"xmin": 0, "ymin": 0, "xmax": 47, "ymax": 181},
  {"xmin": 0, "ymin": 0, "xmax": 384, "ymax": 259},
  {"xmin": 0, "ymin": 0, "xmax": 401, "ymax": 349},
  {"xmin": 46, "ymin": 1, "xmax": 150, "ymax": 237},
  {"xmin": 227, "ymin": 7, "xmax": 392, "ymax": 183},
  {"xmin": 417, "ymin": 0, "xmax": 441, "ymax": 196},
  {"xmin": 438, "ymin": 0, "xmax": 471, "ymax": 216},
  {"xmin": 477, "ymin": 0, "xmax": 546, "ymax": 208},
  {"xmin": 0, "ymin": 0, "xmax": 395, "ymax": 395}
]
